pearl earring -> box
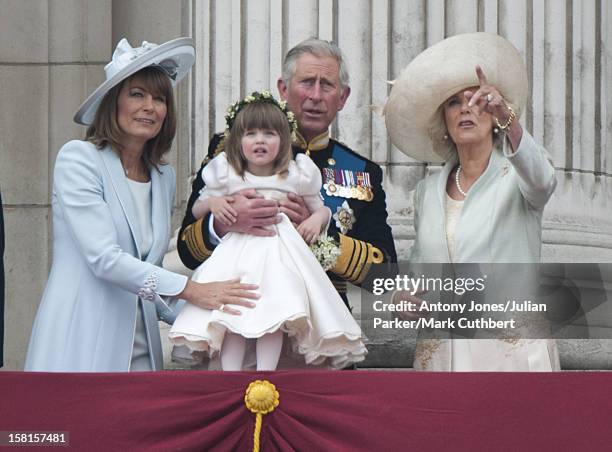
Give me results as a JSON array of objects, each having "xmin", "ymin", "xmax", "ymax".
[
  {"xmin": 493, "ymin": 127, "xmax": 499, "ymax": 134},
  {"xmin": 443, "ymin": 133, "xmax": 449, "ymax": 140}
]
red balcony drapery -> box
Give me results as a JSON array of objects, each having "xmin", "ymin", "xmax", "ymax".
[{"xmin": 1, "ymin": 371, "xmax": 610, "ymax": 451}]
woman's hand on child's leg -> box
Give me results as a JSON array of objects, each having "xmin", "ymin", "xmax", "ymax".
[
  {"xmin": 179, "ymin": 278, "xmax": 259, "ymax": 315},
  {"xmin": 209, "ymin": 196, "xmax": 237, "ymax": 226}
]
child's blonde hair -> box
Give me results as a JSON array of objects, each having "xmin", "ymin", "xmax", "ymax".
[{"xmin": 226, "ymin": 102, "xmax": 293, "ymax": 177}]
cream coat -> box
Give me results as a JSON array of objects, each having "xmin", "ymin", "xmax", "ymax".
[
  {"xmin": 25, "ymin": 141, "xmax": 187, "ymax": 372},
  {"xmin": 410, "ymin": 131, "xmax": 560, "ymax": 371}
]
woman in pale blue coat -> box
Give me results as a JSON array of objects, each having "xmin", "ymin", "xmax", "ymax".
[
  {"xmin": 385, "ymin": 33, "xmax": 560, "ymax": 371},
  {"xmin": 25, "ymin": 38, "xmax": 257, "ymax": 372}
]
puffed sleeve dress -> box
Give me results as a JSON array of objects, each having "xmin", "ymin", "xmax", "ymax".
[{"xmin": 169, "ymin": 153, "xmax": 367, "ymax": 369}]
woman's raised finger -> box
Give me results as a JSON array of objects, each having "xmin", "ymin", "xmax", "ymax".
[{"xmin": 475, "ymin": 65, "xmax": 489, "ymax": 86}]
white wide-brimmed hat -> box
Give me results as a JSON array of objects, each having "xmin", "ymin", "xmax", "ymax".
[
  {"xmin": 384, "ymin": 32, "xmax": 528, "ymax": 163},
  {"xmin": 74, "ymin": 37, "xmax": 195, "ymax": 125}
]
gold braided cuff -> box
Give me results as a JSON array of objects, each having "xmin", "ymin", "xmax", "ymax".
[
  {"xmin": 330, "ymin": 234, "xmax": 384, "ymax": 284},
  {"xmin": 180, "ymin": 218, "xmax": 213, "ymax": 262}
]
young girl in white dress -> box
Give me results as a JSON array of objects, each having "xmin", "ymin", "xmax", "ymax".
[{"xmin": 169, "ymin": 92, "xmax": 366, "ymax": 370}]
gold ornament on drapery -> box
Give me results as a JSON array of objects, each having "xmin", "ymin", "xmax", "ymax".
[{"xmin": 244, "ymin": 380, "xmax": 280, "ymax": 452}]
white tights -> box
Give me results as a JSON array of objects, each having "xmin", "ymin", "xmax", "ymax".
[{"xmin": 220, "ymin": 330, "xmax": 284, "ymax": 371}]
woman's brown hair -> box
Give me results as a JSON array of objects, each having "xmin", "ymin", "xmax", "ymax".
[
  {"xmin": 225, "ymin": 102, "xmax": 293, "ymax": 177},
  {"xmin": 85, "ymin": 66, "xmax": 176, "ymax": 169}
]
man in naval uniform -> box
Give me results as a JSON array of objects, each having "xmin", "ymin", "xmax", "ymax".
[{"xmin": 177, "ymin": 38, "xmax": 396, "ymax": 309}]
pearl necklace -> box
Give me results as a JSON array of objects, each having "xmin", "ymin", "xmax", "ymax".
[{"xmin": 455, "ymin": 165, "xmax": 468, "ymax": 197}]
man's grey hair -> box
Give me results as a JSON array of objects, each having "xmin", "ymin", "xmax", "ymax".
[{"xmin": 281, "ymin": 37, "xmax": 350, "ymax": 89}]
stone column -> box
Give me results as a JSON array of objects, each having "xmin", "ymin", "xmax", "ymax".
[{"xmin": 0, "ymin": 0, "xmax": 111, "ymax": 370}]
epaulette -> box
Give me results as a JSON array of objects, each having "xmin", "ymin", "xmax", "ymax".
[
  {"xmin": 213, "ymin": 134, "xmax": 228, "ymax": 157},
  {"xmin": 201, "ymin": 133, "xmax": 228, "ymax": 167}
]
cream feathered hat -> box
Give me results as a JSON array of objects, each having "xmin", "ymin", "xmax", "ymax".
[
  {"xmin": 74, "ymin": 37, "xmax": 195, "ymax": 125},
  {"xmin": 384, "ymin": 32, "xmax": 528, "ymax": 163}
]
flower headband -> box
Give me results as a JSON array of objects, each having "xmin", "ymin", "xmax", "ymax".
[{"xmin": 224, "ymin": 90, "xmax": 299, "ymax": 136}]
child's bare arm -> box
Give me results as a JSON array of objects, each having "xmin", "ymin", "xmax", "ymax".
[
  {"xmin": 191, "ymin": 198, "xmax": 210, "ymax": 220},
  {"xmin": 296, "ymin": 206, "xmax": 331, "ymax": 244},
  {"xmin": 192, "ymin": 196, "xmax": 237, "ymax": 226}
]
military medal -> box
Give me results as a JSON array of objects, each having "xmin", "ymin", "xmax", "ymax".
[
  {"xmin": 333, "ymin": 169, "xmax": 343, "ymax": 197},
  {"xmin": 323, "ymin": 166, "xmax": 374, "ymax": 201},
  {"xmin": 333, "ymin": 201, "xmax": 356, "ymax": 234},
  {"xmin": 324, "ymin": 181, "xmax": 338, "ymax": 196},
  {"xmin": 347, "ymin": 171, "xmax": 359, "ymax": 198},
  {"xmin": 340, "ymin": 170, "xmax": 348, "ymax": 197},
  {"xmin": 356, "ymin": 185, "xmax": 366, "ymax": 200},
  {"xmin": 346, "ymin": 170, "xmax": 355, "ymax": 198},
  {"xmin": 323, "ymin": 168, "xmax": 339, "ymax": 196},
  {"xmin": 363, "ymin": 172, "xmax": 374, "ymax": 201},
  {"xmin": 355, "ymin": 173, "xmax": 367, "ymax": 200}
]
